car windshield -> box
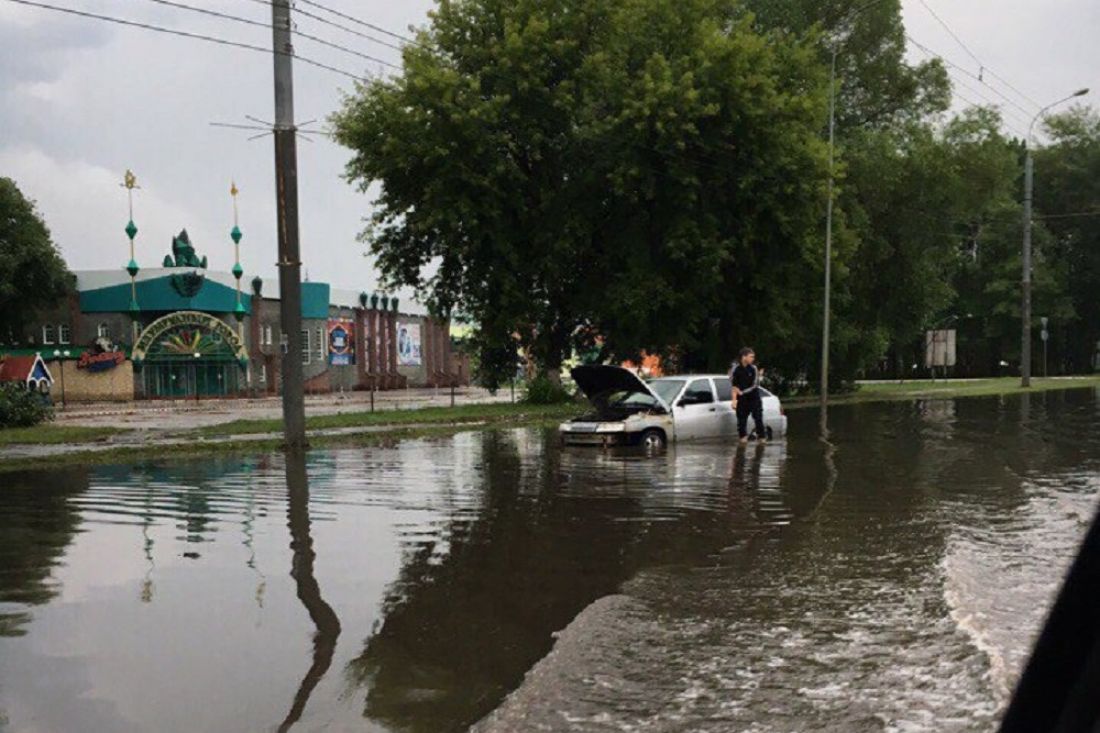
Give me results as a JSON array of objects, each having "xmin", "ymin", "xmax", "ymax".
[
  {"xmin": 647, "ymin": 378, "xmax": 686, "ymax": 406},
  {"xmin": 605, "ymin": 390, "xmax": 659, "ymax": 408}
]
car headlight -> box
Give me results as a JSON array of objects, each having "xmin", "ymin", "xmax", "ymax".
[{"xmin": 595, "ymin": 423, "xmax": 625, "ymax": 433}]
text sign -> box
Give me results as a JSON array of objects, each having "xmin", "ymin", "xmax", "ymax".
[{"xmin": 77, "ymin": 350, "xmax": 125, "ymax": 372}]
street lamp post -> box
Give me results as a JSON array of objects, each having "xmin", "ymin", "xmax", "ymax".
[
  {"xmin": 1021, "ymin": 88, "xmax": 1088, "ymax": 388},
  {"xmin": 819, "ymin": 0, "xmax": 890, "ymax": 421},
  {"xmin": 193, "ymin": 352, "xmax": 202, "ymax": 403},
  {"xmin": 52, "ymin": 349, "xmax": 70, "ymax": 409},
  {"xmin": 820, "ymin": 44, "xmax": 838, "ymax": 417}
]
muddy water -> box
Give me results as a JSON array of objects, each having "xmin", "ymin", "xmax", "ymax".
[{"xmin": 1, "ymin": 391, "xmax": 1098, "ymax": 732}]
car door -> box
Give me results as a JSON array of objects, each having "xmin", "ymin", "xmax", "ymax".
[
  {"xmin": 712, "ymin": 376, "xmax": 739, "ymax": 437},
  {"xmin": 673, "ymin": 378, "xmax": 723, "ymax": 440}
]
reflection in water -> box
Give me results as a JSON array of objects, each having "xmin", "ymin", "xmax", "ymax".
[
  {"xmin": 277, "ymin": 450, "xmax": 341, "ymax": 732},
  {"xmin": 347, "ymin": 434, "xmax": 799, "ymax": 732},
  {"xmin": 0, "ymin": 468, "xmax": 86, "ymax": 636},
  {"xmin": 0, "ymin": 391, "xmax": 1097, "ymax": 732}
]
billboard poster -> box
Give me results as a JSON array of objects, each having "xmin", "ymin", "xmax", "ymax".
[
  {"xmin": 397, "ymin": 321, "xmax": 422, "ymax": 366},
  {"xmin": 924, "ymin": 329, "xmax": 957, "ymax": 368},
  {"xmin": 328, "ymin": 319, "xmax": 355, "ymax": 366}
]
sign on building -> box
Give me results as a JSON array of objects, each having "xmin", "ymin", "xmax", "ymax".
[
  {"xmin": 328, "ymin": 319, "xmax": 355, "ymax": 366},
  {"xmin": 924, "ymin": 329, "xmax": 957, "ymax": 369},
  {"xmin": 397, "ymin": 321, "xmax": 422, "ymax": 366}
]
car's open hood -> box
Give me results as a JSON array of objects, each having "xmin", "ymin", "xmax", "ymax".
[{"xmin": 570, "ymin": 365, "xmax": 668, "ymax": 410}]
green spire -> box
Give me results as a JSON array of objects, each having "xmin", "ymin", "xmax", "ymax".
[
  {"xmin": 230, "ymin": 225, "xmax": 242, "ymax": 245},
  {"xmin": 128, "ymin": 299, "xmax": 140, "ymax": 313},
  {"xmin": 126, "ymin": 259, "xmax": 140, "ymax": 278},
  {"xmin": 125, "ymin": 220, "xmax": 138, "ymax": 241},
  {"xmin": 232, "ymin": 262, "xmax": 244, "ymax": 279},
  {"xmin": 234, "ymin": 301, "xmax": 247, "ymax": 321}
]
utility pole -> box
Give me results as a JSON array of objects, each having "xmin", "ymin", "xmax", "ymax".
[
  {"xmin": 1021, "ymin": 88, "xmax": 1088, "ymax": 389},
  {"xmin": 272, "ymin": 0, "xmax": 307, "ymax": 449}
]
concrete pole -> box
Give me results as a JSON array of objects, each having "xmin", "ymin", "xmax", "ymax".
[
  {"xmin": 272, "ymin": 0, "xmax": 307, "ymax": 448},
  {"xmin": 1021, "ymin": 151, "xmax": 1033, "ymax": 388}
]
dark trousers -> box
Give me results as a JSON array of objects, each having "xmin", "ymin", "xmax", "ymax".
[{"xmin": 736, "ymin": 392, "xmax": 765, "ymax": 439}]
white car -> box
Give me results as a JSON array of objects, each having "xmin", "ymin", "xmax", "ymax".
[{"xmin": 560, "ymin": 365, "xmax": 788, "ymax": 449}]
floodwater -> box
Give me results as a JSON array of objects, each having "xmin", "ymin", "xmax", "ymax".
[{"xmin": 1, "ymin": 392, "xmax": 1098, "ymax": 732}]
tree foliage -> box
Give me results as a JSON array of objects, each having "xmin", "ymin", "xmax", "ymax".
[
  {"xmin": 0, "ymin": 178, "xmax": 72, "ymax": 340},
  {"xmin": 334, "ymin": 0, "xmax": 1100, "ymax": 387},
  {"xmin": 334, "ymin": 0, "xmax": 830, "ymax": 386}
]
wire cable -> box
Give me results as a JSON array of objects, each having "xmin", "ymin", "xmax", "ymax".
[
  {"xmin": 135, "ymin": 0, "xmax": 400, "ymax": 69},
  {"xmin": 5, "ymin": 0, "xmax": 367, "ymax": 80},
  {"xmin": 234, "ymin": 0, "xmax": 405, "ymax": 53},
  {"xmin": 915, "ymin": 0, "xmax": 1042, "ymax": 112},
  {"xmin": 907, "ymin": 35, "xmax": 1037, "ymax": 123},
  {"xmin": 294, "ymin": 0, "xmax": 421, "ymax": 47}
]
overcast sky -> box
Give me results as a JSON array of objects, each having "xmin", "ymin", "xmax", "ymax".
[{"xmin": 1, "ymin": 0, "xmax": 1096, "ymax": 299}]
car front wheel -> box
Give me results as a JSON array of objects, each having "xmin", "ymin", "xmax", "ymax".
[{"xmin": 640, "ymin": 429, "xmax": 667, "ymax": 451}]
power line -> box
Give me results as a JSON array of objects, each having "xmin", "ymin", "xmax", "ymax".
[
  {"xmin": 940, "ymin": 68, "xmax": 1033, "ymax": 136},
  {"xmin": 294, "ymin": 0, "xmax": 422, "ymax": 48},
  {"xmin": 135, "ymin": 0, "xmax": 400, "ymax": 70},
  {"xmin": 4, "ymin": 0, "xmax": 367, "ymax": 80},
  {"xmin": 907, "ymin": 35, "xmax": 1038, "ymax": 123},
  {"xmin": 914, "ymin": 0, "xmax": 1042, "ymax": 112},
  {"xmin": 234, "ymin": 0, "xmax": 405, "ymax": 53}
]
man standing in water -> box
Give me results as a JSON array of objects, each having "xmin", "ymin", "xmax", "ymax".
[{"xmin": 730, "ymin": 347, "xmax": 766, "ymax": 444}]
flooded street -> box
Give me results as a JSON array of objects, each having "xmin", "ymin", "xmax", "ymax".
[{"xmin": 2, "ymin": 391, "xmax": 1098, "ymax": 732}]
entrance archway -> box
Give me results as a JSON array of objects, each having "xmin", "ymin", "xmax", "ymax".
[{"xmin": 132, "ymin": 311, "xmax": 248, "ymax": 398}]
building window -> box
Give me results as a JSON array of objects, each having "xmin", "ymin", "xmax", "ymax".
[
  {"xmin": 262, "ymin": 324, "xmax": 273, "ymax": 346},
  {"xmin": 97, "ymin": 323, "xmax": 111, "ymax": 340},
  {"xmin": 316, "ymin": 327, "xmax": 325, "ymax": 361},
  {"xmin": 301, "ymin": 329, "xmax": 311, "ymax": 365},
  {"xmin": 259, "ymin": 363, "xmax": 267, "ymax": 385},
  {"xmin": 42, "ymin": 324, "xmax": 56, "ymax": 345},
  {"xmin": 58, "ymin": 324, "xmax": 71, "ymax": 345}
]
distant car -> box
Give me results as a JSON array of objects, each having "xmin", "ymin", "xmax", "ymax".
[{"xmin": 560, "ymin": 365, "xmax": 788, "ymax": 449}]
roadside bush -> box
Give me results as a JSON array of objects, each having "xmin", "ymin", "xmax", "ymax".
[
  {"xmin": 0, "ymin": 384, "xmax": 53, "ymax": 428},
  {"xmin": 521, "ymin": 375, "xmax": 574, "ymax": 405}
]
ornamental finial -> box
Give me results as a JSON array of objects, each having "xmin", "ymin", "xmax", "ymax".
[{"xmin": 123, "ymin": 169, "xmax": 138, "ymax": 190}]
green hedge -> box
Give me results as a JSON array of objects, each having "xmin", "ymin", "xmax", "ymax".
[{"xmin": 0, "ymin": 383, "xmax": 54, "ymax": 429}]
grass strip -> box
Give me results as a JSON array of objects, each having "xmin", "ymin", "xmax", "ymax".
[
  {"xmin": 197, "ymin": 401, "xmax": 581, "ymax": 436},
  {"xmin": 0, "ymin": 424, "xmax": 124, "ymax": 446},
  {"xmin": 786, "ymin": 376, "xmax": 1100, "ymax": 408},
  {"xmin": 0, "ymin": 409, "xmax": 576, "ymax": 473}
]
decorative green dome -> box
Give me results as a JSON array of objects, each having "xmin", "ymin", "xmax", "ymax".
[
  {"xmin": 234, "ymin": 301, "xmax": 247, "ymax": 321},
  {"xmin": 251, "ymin": 276, "xmax": 263, "ymax": 296},
  {"xmin": 125, "ymin": 220, "xmax": 138, "ymax": 241},
  {"xmin": 126, "ymin": 259, "xmax": 140, "ymax": 278},
  {"xmin": 230, "ymin": 225, "xmax": 243, "ymax": 245},
  {"xmin": 232, "ymin": 262, "xmax": 244, "ymax": 279},
  {"xmin": 359, "ymin": 291, "xmax": 369, "ymax": 308}
]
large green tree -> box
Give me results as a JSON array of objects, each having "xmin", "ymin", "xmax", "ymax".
[
  {"xmin": 0, "ymin": 178, "xmax": 72, "ymax": 342},
  {"xmin": 1033, "ymin": 107, "xmax": 1100, "ymax": 372},
  {"xmin": 333, "ymin": 0, "xmax": 831, "ymax": 386}
]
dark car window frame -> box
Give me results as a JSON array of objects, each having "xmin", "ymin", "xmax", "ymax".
[
  {"xmin": 684, "ymin": 378, "xmax": 715, "ymax": 405},
  {"xmin": 714, "ymin": 377, "xmax": 733, "ymax": 402}
]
